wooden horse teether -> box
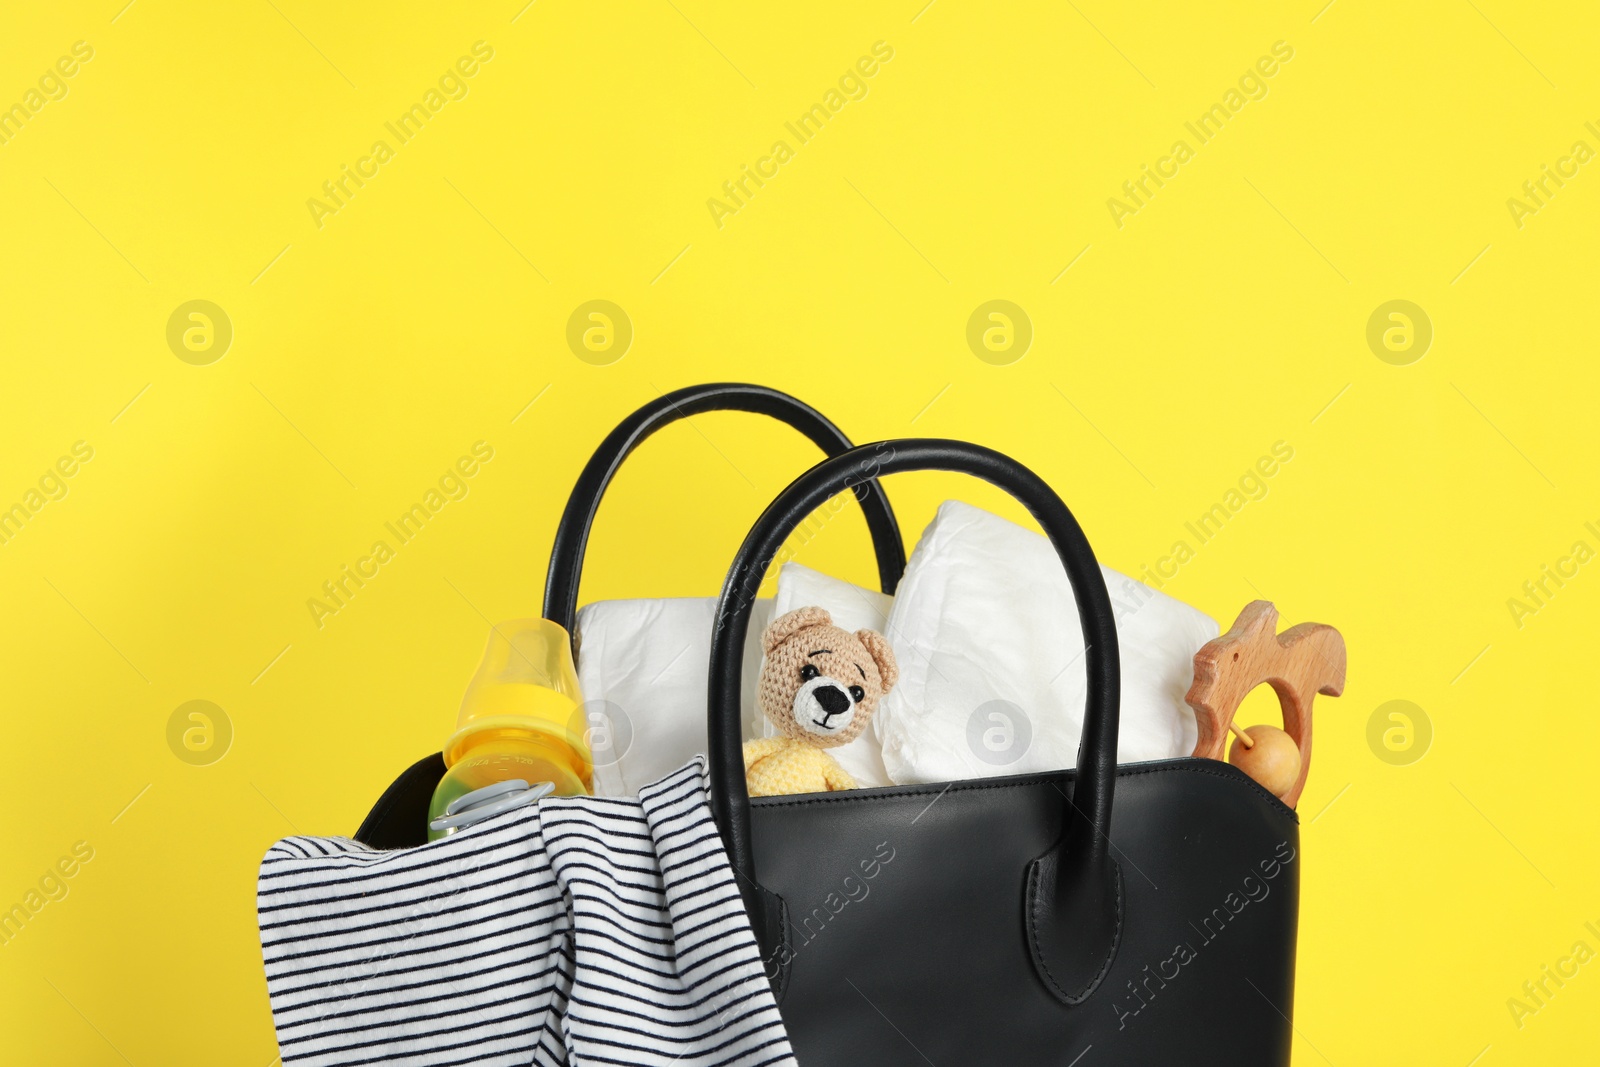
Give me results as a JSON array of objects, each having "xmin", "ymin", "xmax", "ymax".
[{"xmin": 1187, "ymin": 601, "xmax": 1346, "ymax": 808}]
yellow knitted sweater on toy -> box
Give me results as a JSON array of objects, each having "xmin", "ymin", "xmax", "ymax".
[{"xmin": 743, "ymin": 737, "xmax": 857, "ymax": 796}]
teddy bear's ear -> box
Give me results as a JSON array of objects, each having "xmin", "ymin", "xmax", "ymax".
[
  {"xmin": 762, "ymin": 606, "xmax": 832, "ymax": 654},
  {"xmin": 856, "ymin": 629, "xmax": 899, "ymax": 694}
]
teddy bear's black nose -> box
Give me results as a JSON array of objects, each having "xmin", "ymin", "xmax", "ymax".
[{"xmin": 813, "ymin": 684, "xmax": 850, "ymax": 716}]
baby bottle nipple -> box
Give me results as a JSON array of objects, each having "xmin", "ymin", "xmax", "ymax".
[{"xmin": 427, "ymin": 618, "xmax": 592, "ymax": 841}]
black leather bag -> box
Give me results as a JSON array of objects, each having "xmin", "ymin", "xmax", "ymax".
[
  {"xmin": 706, "ymin": 439, "xmax": 1299, "ymax": 1065},
  {"xmin": 357, "ymin": 384, "xmax": 1300, "ymax": 1065}
]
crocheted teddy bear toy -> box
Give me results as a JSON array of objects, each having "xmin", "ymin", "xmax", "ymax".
[{"xmin": 743, "ymin": 606, "xmax": 899, "ymax": 797}]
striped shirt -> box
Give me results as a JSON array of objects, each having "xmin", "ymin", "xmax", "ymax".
[{"xmin": 258, "ymin": 760, "xmax": 795, "ymax": 1067}]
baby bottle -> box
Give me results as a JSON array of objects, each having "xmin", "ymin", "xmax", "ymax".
[{"xmin": 427, "ymin": 619, "xmax": 592, "ymax": 841}]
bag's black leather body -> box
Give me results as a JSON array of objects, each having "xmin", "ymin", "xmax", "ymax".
[
  {"xmin": 357, "ymin": 383, "xmax": 1302, "ymax": 1065},
  {"xmin": 751, "ymin": 764, "xmax": 1298, "ymax": 1064}
]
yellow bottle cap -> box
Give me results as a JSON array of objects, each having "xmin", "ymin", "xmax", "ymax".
[{"xmin": 443, "ymin": 619, "xmax": 589, "ymax": 770}]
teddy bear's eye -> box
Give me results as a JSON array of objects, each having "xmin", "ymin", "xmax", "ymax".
[
  {"xmin": 849, "ymin": 685, "xmax": 865, "ymax": 704},
  {"xmin": 799, "ymin": 664, "xmax": 820, "ymax": 681}
]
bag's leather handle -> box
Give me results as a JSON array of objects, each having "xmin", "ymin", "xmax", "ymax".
[
  {"xmin": 541, "ymin": 383, "xmax": 907, "ymax": 641},
  {"xmin": 707, "ymin": 439, "xmax": 1123, "ymax": 1005}
]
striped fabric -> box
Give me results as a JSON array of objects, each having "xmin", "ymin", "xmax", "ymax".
[{"xmin": 258, "ymin": 760, "xmax": 795, "ymax": 1067}]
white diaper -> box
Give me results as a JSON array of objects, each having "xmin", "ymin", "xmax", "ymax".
[
  {"xmin": 873, "ymin": 500, "xmax": 1217, "ymax": 783},
  {"xmin": 576, "ymin": 502, "xmax": 1218, "ymax": 795}
]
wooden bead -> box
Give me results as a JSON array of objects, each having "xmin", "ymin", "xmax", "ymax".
[{"xmin": 1228, "ymin": 724, "xmax": 1302, "ymax": 797}]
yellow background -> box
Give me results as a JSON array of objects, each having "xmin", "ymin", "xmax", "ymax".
[{"xmin": 2, "ymin": 0, "xmax": 1596, "ymax": 1063}]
